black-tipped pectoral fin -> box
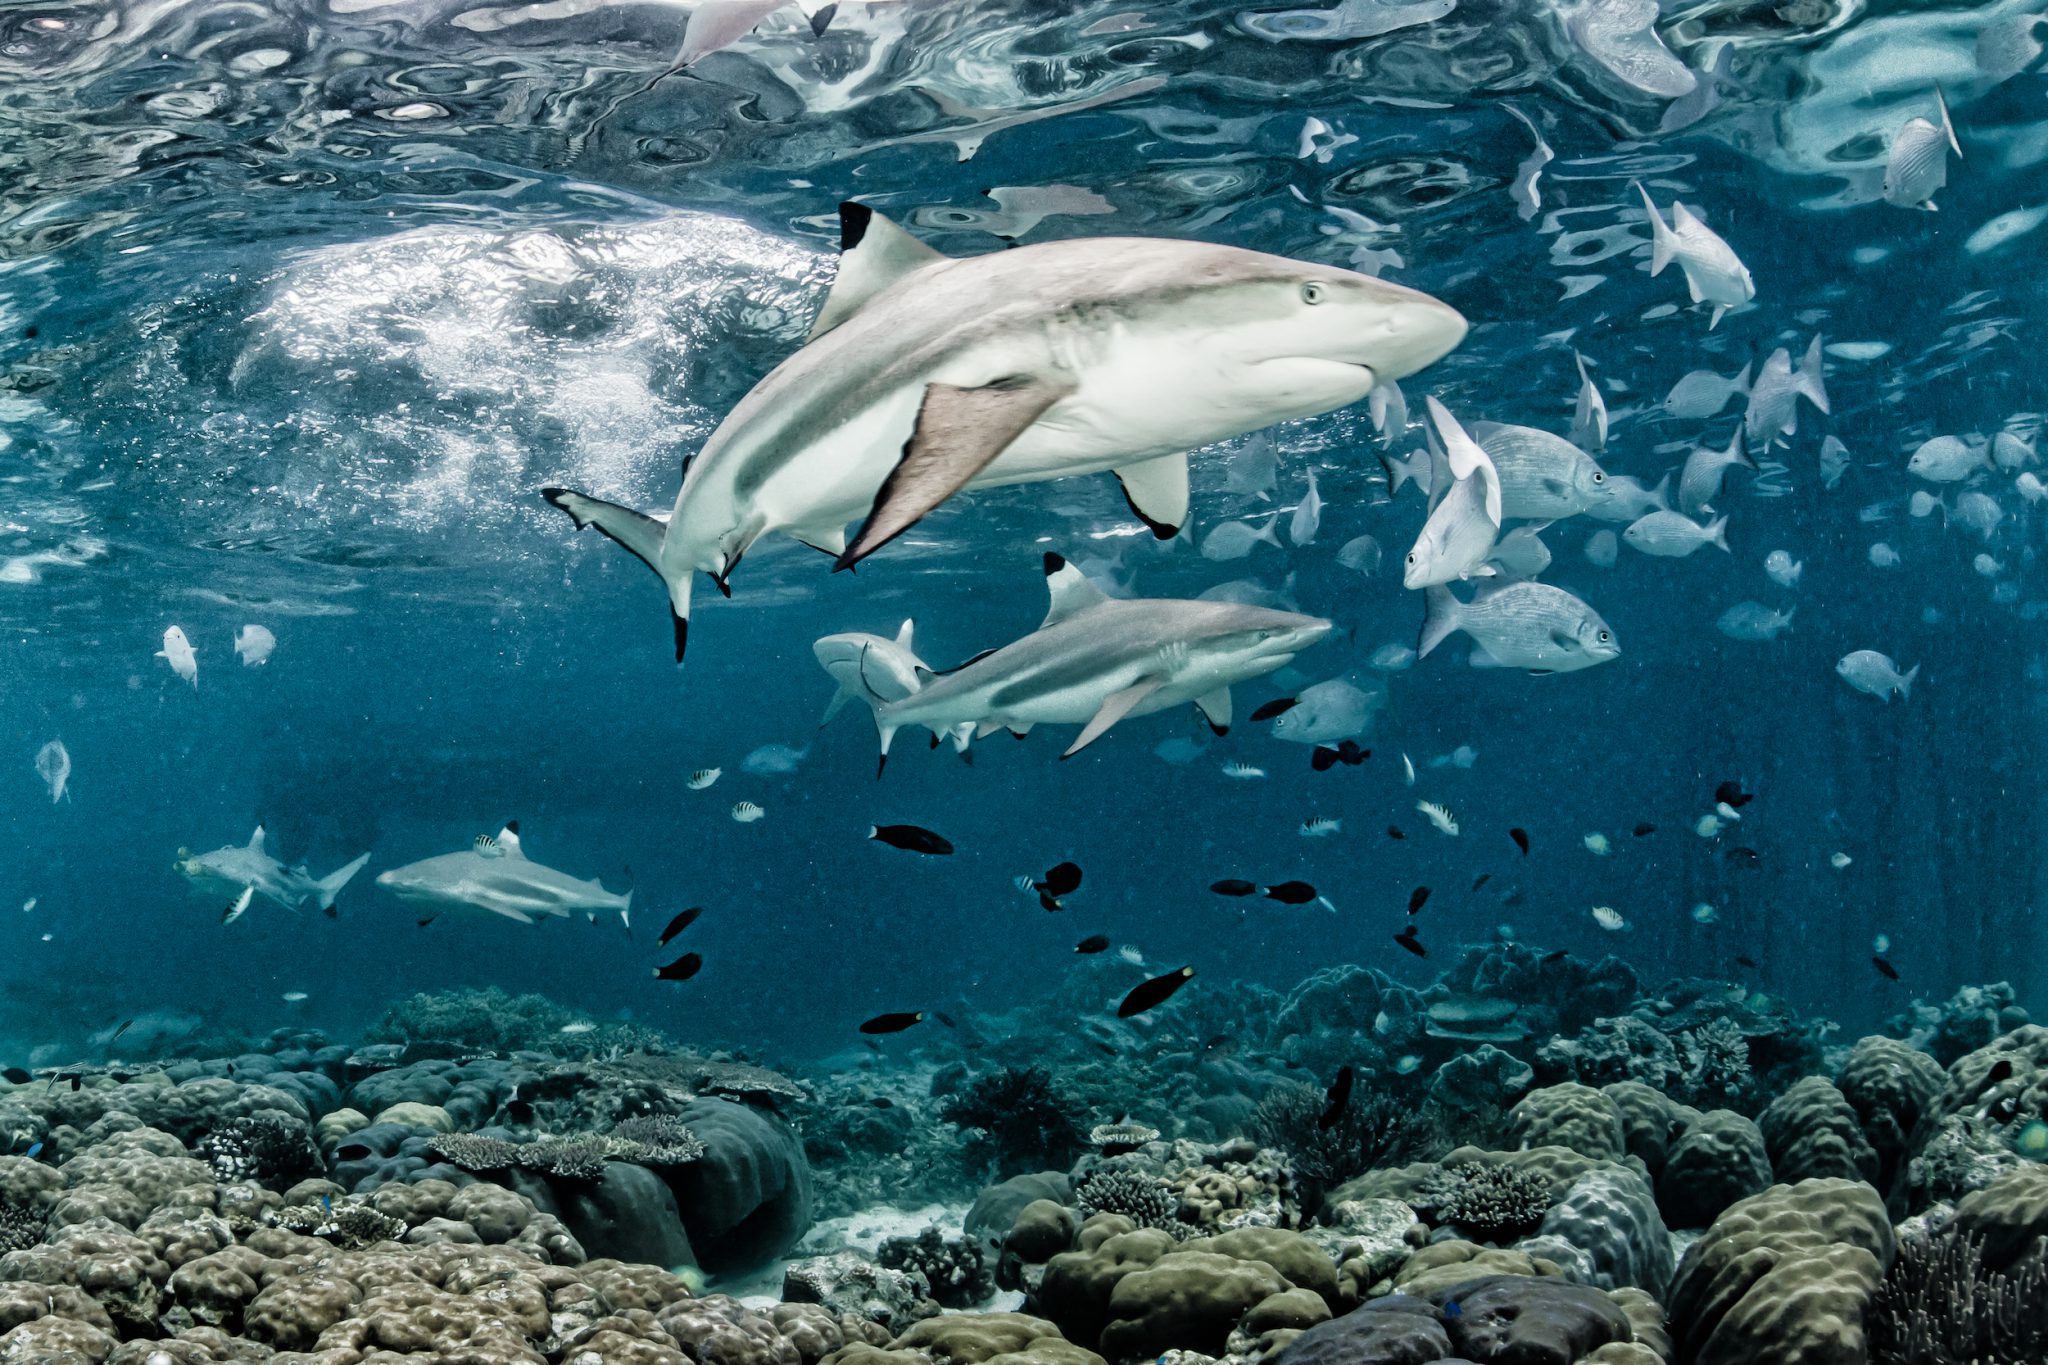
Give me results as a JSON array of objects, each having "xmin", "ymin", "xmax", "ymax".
[
  {"xmin": 1193, "ymin": 686, "xmax": 1232, "ymax": 733},
  {"xmin": 837, "ymin": 375, "xmax": 1075, "ymax": 571}
]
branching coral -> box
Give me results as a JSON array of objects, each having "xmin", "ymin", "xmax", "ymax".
[
  {"xmin": 1074, "ymin": 1167, "xmax": 1185, "ymax": 1236},
  {"xmin": 194, "ymin": 1114, "xmax": 322, "ymax": 1189},
  {"xmin": 1676, "ymin": 1018, "xmax": 1755, "ymax": 1112},
  {"xmin": 610, "ymin": 1115, "xmax": 709, "ymax": 1164},
  {"xmin": 429, "ymin": 1120, "xmax": 704, "ymax": 1180},
  {"xmin": 1249, "ymin": 1080, "xmax": 1446, "ymax": 1208},
  {"xmin": 428, "ymin": 1132, "xmax": 523, "ymax": 1171},
  {"xmin": 1436, "ymin": 1164, "xmax": 1555, "ymax": 1242},
  {"xmin": 1870, "ymin": 1227, "xmax": 2048, "ymax": 1364},
  {"xmin": 876, "ymin": 1227, "xmax": 995, "ymax": 1308},
  {"xmin": 272, "ymin": 1199, "xmax": 407, "ymax": 1250},
  {"xmin": 0, "ymin": 1198, "xmax": 44, "ymax": 1254},
  {"xmin": 365, "ymin": 987, "xmax": 579, "ymax": 1052},
  {"xmin": 939, "ymin": 1067, "xmax": 1081, "ymax": 1178}
]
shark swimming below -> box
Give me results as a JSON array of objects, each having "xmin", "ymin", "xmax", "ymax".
[
  {"xmin": 176, "ymin": 827, "xmax": 371, "ymax": 915},
  {"xmin": 839, "ymin": 553, "xmax": 1332, "ymax": 770},
  {"xmin": 814, "ymin": 619, "xmax": 939, "ymax": 726},
  {"xmin": 374, "ymin": 822, "xmax": 631, "ymax": 927},
  {"xmin": 543, "ymin": 204, "xmax": 1465, "ymax": 663}
]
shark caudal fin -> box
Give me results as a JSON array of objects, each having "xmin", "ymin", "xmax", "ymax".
[
  {"xmin": 314, "ymin": 852, "xmax": 372, "ymax": 912},
  {"xmin": 540, "ymin": 487, "xmax": 695, "ymax": 663}
]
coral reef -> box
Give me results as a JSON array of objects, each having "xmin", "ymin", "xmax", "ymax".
[
  {"xmin": 941, "ymin": 1068, "xmax": 1082, "ymax": 1180},
  {"xmin": 1250, "ymin": 1083, "xmax": 1444, "ymax": 1209},
  {"xmin": 875, "ymin": 1227, "xmax": 995, "ymax": 1309},
  {"xmin": 1869, "ymin": 1223, "xmax": 2048, "ymax": 1365},
  {"xmin": 1436, "ymin": 1164, "xmax": 1555, "ymax": 1242}
]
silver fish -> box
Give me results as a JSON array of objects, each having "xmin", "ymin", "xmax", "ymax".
[
  {"xmin": 1201, "ymin": 514, "xmax": 1283, "ymax": 562},
  {"xmin": 1270, "ymin": 678, "xmax": 1385, "ymax": 745},
  {"xmin": 1474, "ymin": 422, "xmax": 1612, "ymax": 520},
  {"xmin": 1337, "ymin": 534, "xmax": 1384, "ymax": 576},
  {"xmin": 1486, "ymin": 523, "xmax": 1553, "ymax": 580},
  {"xmin": 1419, "ymin": 581, "xmax": 1620, "ymax": 673},
  {"xmin": 1663, "ymin": 362, "xmax": 1751, "ymax": 420},
  {"xmin": 1635, "ymin": 183, "xmax": 1756, "ymax": 328},
  {"xmin": 1882, "ymin": 87, "xmax": 1961, "ymax": 211},
  {"xmin": 1288, "ymin": 470, "xmax": 1323, "ymax": 547},
  {"xmin": 1716, "ymin": 601, "xmax": 1795, "ymax": 641},
  {"xmin": 1584, "ymin": 472, "xmax": 1672, "ymax": 524},
  {"xmin": 1819, "ymin": 436, "xmax": 1851, "ymax": 489},
  {"xmin": 1907, "ymin": 435, "xmax": 1989, "ymax": 482},
  {"xmin": 1679, "ymin": 426, "xmax": 1755, "ymax": 515},
  {"xmin": 1404, "ymin": 399, "xmax": 1502, "ymax": 587},
  {"xmin": 1623, "ymin": 510, "xmax": 1728, "ymax": 557},
  {"xmin": 1743, "ymin": 336, "xmax": 1828, "ymax": 446},
  {"xmin": 1837, "ymin": 650, "xmax": 1918, "ymax": 701},
  {"xmin": 1571, "ymin": 352, "xmax": 1607, "ymax": 451}
]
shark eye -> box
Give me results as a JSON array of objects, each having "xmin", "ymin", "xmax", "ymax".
[{"xmin": 1300, "ymin": 281, "xmax": 1329, "ymax": 305}]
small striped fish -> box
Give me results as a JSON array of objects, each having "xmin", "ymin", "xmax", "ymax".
[
  {"xmin": 1301, "ymin": 817, "xmax": 1342, "ymax": 838},
  {"xmin": 687, "ymin": 768, "xmax": 721, "ymax": 790},
  {"xmin": 473, "ymin": 834, "xmax": 503, "ymax": 858},
  {"xmin": 1417, "ymin": 800, "xmax": 1458, "ymax": 835},
  {"xmin": 730, "ymin": 801, "xmax": 764, "ymax": 824}
]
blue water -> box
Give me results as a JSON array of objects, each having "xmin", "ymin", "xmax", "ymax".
[{"xmin": 2, "ymin": 0, "xmax": 2044, "ymax": 1069}]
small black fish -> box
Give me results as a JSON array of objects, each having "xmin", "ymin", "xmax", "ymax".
[
  {"xmin": 1250, "ymin": 697, "xmax": 1299, "ymax": 722},
  {"xmin": 1387, "ymin": 825, "xmax": 1406, "ymax": 841},
  {"xmin": 1407, "ymin": 886, "xmax": 1431, "ymax": 915},
  {"xmin": 871, "ymin": 1097, "xmax": 894, "ymax": 1109},
  {"xmin": 68, "ymin": 1075, "xmax": 80, "ymax": 1092},
  {"xmin": 658, "ymin": 907, "xmax": 704, "ymax": 946},
  {"xmin": 1118, "ymin": 966, "xmax": 1195, "ymax": 1018},
  {"xmin": 869, "ymin": 824, "xmax": 954, "ymax": 855},
  {"xmin": 1311, "ymin": 741, "xmax": 1369, "ymax": 772},
  {"xmin": 506, "ymin": 1099, "xmax": 534, "ymax": 1124},
  {"xmin": 1633, "ymin": 823, "xmax": 1657, "ymax": 837},
  {"xmin": 417, "ymin": 916, "xmax": 436, "ymax": 928},
  {"xmin": 1509, "ymin": 827, "xmax": 1529, "ymax": 855},
  {"xmin": 1210, "ymin": 879, "xmax": 1258, "ymax": 897},
  {"xmin": 1715, "ymin": 780, "xmax": 1754, "ymax": 808},
  {"xmin": 1541, "ymin": 949, "xmax": 1569, "ymax": 965},
  {"xmin": 1986, "ymin": 1059, "xmax": 2014, "ymax": 1086},
  {"xmin": 1075, "ymin": 935, "xmax": 1111, "ymax": 954},
  {"xmin": 860, "ymin": 1011, "xmax": 925, "ymax": 1035},
  {"xmin": 1736, "ymin": 955, "xmax": 1759, "ymax": 969},
  {"xmin": 1725, "ymin": 846, "xmax": 1761, "ymax": 868},
  {"xmin": 1036, "ymin": 861, "xmax": 1083, "ymax": 897},
  {"xmin": 1471, "ymin": 873, "xmax": 1491, "ymax": 892},
  {"xmin": 653, "ymin": 952, "xmax": 703, "ymax": 982},
  {"xmin": 1393, "ymin": 926, "xmax": 1426, "ymax": 958},
  {"xmin": 0, "ymin": 1068, "xmax": 27, "ymax": 1085},
  {"xmin": 1318, "ymin": 1065, "xmax": 1355, "ymax": 1130},
  {"xmin": 1872, "ymin": 956, "xmax": 1899, "ymax": 981},
  {"xmin": 1263, "ymin": 881, "xmax": 1319, "ymax": 905},
  {"xmin": 933, "ymin": 1011, "xmax": 957, "ymax": 1029}
]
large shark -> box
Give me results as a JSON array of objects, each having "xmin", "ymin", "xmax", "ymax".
[
  {"xmin": 175, "ymin": 827, "xmax": 371, "ymax": 914},
  {"xmin": 814, "ymin": 618, "xmax": 950, "ymax": 725},
  {"xmin": 841, "ymin": 554, "xmax": 1331, "ymax": 769},
  {"xmin": 542, "ymin": 204, "xmax": 1466, "ymax": 662},
  {"xmin": 374, "ymin": 822, "xmax": 631, "ymax": 927}
]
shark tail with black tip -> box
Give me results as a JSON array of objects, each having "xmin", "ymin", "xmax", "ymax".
[{"xmin": 541, "ymin": 487, "xmax": 695, "ymax": 663}]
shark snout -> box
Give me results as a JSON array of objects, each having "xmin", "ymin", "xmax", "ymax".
[{"xmin": 1367, "ymin": 291, "xmax": 1467, "ymax": 383}]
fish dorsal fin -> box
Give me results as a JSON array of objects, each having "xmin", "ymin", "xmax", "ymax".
[
  {"xmin": 247, "ymin": 826, "xmax": 267, "ymax": 853},
  {"xmin": 894, "ymin": 619, "xmax": 915, "ymax": 653},
  {"xmin": 1671, "ymin": 200, "xmax": 1706, "ymax": 233},
  {"xmin": 1041, "ymin": 552, "xmax": 1110, "ymax": 627},
  {"xmin": 1427, "ymin": 397, "xmax": 1502, "ymax": 526},
  {"xmin": 807, "ymin": 204, "xmax": 949, "ymax": 342},
  {"xmin": 496, "ymin": 822, "xmax": 526, "ymax": 859}
]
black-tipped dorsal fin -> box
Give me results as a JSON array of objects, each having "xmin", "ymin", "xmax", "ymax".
[
  {"xmin": 497, "ymin": 823, "xmax": 526, "ymax": 859},
  {"xmin": 1042, "ymin": 552, "xmax": 1110, "ymax": 627},
  {"xmin": 807, "ymin": 204, "xmax": 948, "ymax": 342}
]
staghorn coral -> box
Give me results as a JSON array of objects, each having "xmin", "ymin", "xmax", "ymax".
[
  {"xmin": 1249, "ymin": 1082, "xmax": 1445, "ymax": 1210},
  {"xmin": 1436, "ymin": 1164, "xmax": 1555, "ymax": 1242},
  {"xmin": 430, "ymin": 1122, "xmax": 704, "ymax": 1181},
  {"xmin": 611, "ymin": 1114, "xmax": 708, "ymax": 1163},
  {"xmin": 520, "ymin": 1133, "xmax": 617, "ymax": 1180},
  {"xmin": 194, "ymin": 1114, "xmax": 322, "ymax": 1189},
  {"xmin": 940, "ymin": 1067, "xmax": 1082, "ymax": 1179},
  {"xmin": 1869, "ymin": 1224, "xmax": 2048, "ymax": 1364}
]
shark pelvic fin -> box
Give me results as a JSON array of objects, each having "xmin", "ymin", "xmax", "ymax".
[
  {"xmin": 1040, "ymin": 552, "xmax": 1110, "ymax": 627},
  {"xmin": 807, "ymin": 203, "xmax": 950, "ymax": 342},
  {"xmin": 1114, "ymin": 453, "xmax": 1189, "ymax": 537},
  {"xmin": 838, "ymin": 375, "xmax": 1073, "ymax": 569},
  {"xmin": 1193, "ymin": 687, "xmax": 1232, "ymax": 734},
  {"xmin": 1063, "ymin": 677, "xmax": 1165, "ymax": 758}
]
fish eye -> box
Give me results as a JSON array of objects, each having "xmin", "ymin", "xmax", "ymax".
[
  {"xmin": 1405, "ymin": 551, "xmax": 1416, "ymax": 564},
  {"xmin": 1591, "ymin": 470, "xmax": 1605, "ymax": 483},
  {"xmin": 1598, "ymin": 631, "xmax": 1611, "ymax": 642},
  {"xmin": 1300, "ymin": 281, "xmax": 1328, "ymax": 305}
]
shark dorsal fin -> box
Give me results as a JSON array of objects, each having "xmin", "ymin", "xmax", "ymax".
[
  {"xmin": 894, "ymin": 619, "xmax": 915, "ymax": 653},
  {"xmin": 497, "ymin": 822, "xmax": 526, "ymax": 859},
  {"xmin": 247, "ymin": 825, "xmax": 267, "ymax": 854},
  {"xmin": 806, "ymin": 204, "xmax": 948, "ymax": 343},
  {"xmin": 1041, "ymin": 553, "xmax": 1109, "ymax": 627}
]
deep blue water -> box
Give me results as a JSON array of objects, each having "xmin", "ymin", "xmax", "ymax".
[{"xmin": 4, "ymin": 0, "xmax": 2047, "ymax": 1063}]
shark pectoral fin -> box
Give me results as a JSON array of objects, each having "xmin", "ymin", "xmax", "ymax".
[
  {"xmin": 820, "ymin": 688, "xmax": 852, "ymax": 726},
  {"xmin": 838, "ymin": 375, "xmax": 1076, "ymax": 570},
  {"xmin": 1063, "ymin": 678, "xmax": 1166, "ymax": 758},
  {"xmin": 1114, "ymin": 454, "xmax": 1190, "ymax": 537},
  {"xmin": 807, "ymin": 203, "xmax": 949, "ymax": 342},
  {"xmin": 1193, "ymin": 687, "xmax": 1232, "ymax": 734}
]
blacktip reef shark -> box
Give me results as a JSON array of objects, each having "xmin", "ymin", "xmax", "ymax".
[
  {"xmin": 843, "ymin": 553, "xmax": 1332, "ymax": 772},
  {"xmin": 815, "ymin": 619, "xmax": 941, "ymax": 726},
  {"xmin": 542, "ymin": 204, "xmax": 1466, "ymax": 662},
  {"xmin": 175, "ymin": 827, "xmax": 371, "ymax": 915},
  {"xmin": 374, "ymin": 822, "xmax": 632, "ymax": 927}
]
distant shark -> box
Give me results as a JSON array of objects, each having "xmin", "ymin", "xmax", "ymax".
[
  {"xmin": 842, "ymin": 553, "xmax": 1331, "ymax": 770},
  {"xmin": 543, "ymin": 204, "xmax": 1465, "ymax": 662},
  {"xmin": 374, "ymin": 822, "xmax": 631, "ymax": 927},
  {"xmin": 814, "ymin": 619, "xmax": 938, "ymax": 725},
  {"xmin": 176, "ymin": 827, "xmax": 371, "ymax": 914}
]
